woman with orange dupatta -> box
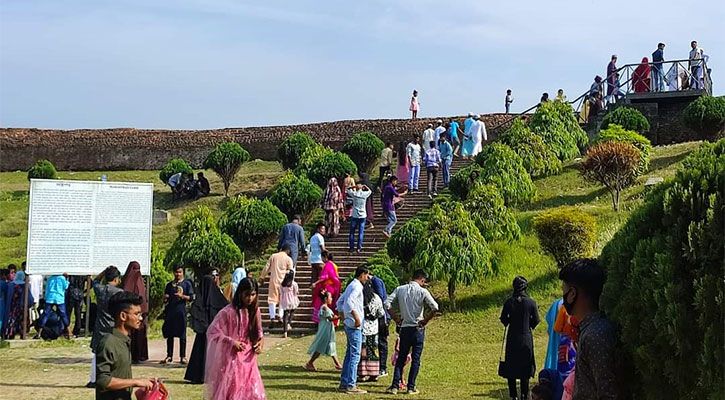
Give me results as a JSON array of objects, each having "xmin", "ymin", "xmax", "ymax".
[
  {"xmin": 122, "ymin": 261, "xmax": 149, "ymax": 363},
  {"xmin": 633, "ymin": 57, "xmax": 652, "ymax": 93},
  {"xmin": 310, "ymin": 251, "xmax": 341, "ymax": 324}
]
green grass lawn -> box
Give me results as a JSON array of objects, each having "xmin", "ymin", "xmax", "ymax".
[
  {"xmin": 0, "ymin": 142, "xmax": 701, "ymax": 399},
  {"xmin": 0, "ymin": 161, "xmax": 284, "ymax": 266}
]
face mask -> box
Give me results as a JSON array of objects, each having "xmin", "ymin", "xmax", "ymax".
[{"xmin": 562, "ymin": 287, "xmax": 577, "ymax": 315}]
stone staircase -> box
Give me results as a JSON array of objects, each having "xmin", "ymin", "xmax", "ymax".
[{"xmin": 259, "ymin": 158, "xmax": 471, "ymax": 335}]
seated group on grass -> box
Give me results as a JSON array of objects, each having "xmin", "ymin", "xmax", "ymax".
[{"xmin": 167, "ymin": 171, "xmax": 210, "ymax": 200}]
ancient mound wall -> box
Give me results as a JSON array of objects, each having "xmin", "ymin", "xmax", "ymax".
[{"xmin": 0, "ymin": 114, "xmax": 511, "ymax": 171}]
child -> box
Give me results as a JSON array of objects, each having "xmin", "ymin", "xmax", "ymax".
[
  {"xmin": 305, "ymin": 291, "xmax": 342, "ymax": 371},
  {"xmin": 279, "ymin": 270, "xmax": 299, "ymax": 338},
  {"xmin": 390, "ymin": 326, "xmax": 412, "ymax": 390}
]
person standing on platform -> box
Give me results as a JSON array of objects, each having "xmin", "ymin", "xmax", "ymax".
[
  {"xmin": 95, "ymin": 291, "xmax": 154, "ymax": 400},
  {"xmin": 161, "ymin": 266, "xmax": 194, "ymax": 365},
  {"xmin": 409, "ymin": 90, "xmax": 419, "ymax": 119},
  {"xmin": 505, "ymin": 90, "xmax": 514, "ymax": 113},
  {"xmin": 259, "ymin": 245, "xmax": 294, "ymax": 324},
  {"xmin": 652, "ymin": 43, "xmax": 666, "ymax": 92},
  {"xmin": 122, "ymin": 261, "xmax": 148, "ymax": 364},
  {"xmin": 89, "ymin": 266, "xmax": 123, "ymax": 388},
  {"xmin": 377, "ymin": 142, "xmax": 395, "ymax": 192},
  {"xmin": 406, "ymin": 135, "xmax": 422, "ymax": 192},
  {"xmin": 185, "ymin": 274, "xmax": 228, "ymax": 384},
  {"xmin": 309, "ymin": 223, "xmax": 327, "ymax": 285},
  {"xmin": 689, "ymin": 40, "xmax": 704, "ymax": 90},
  {"xmin": 606, "ymin": 55, "xmax": 618, "ymax": 101},
  {"xmin": 277, "ymin": 215, "xmax": 307, "ymax": 269},
  {"xmin": 34, "ymin": 273, "xmax": 71, "ymax": 339}
]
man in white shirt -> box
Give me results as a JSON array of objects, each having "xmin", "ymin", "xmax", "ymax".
[
  {"xmin": 308, "ymin": 223, "xmax": 326, "ymax": 285},
  {"xmin": 346, "ymin": 184, "xmax": 372, "ymax": 252},
  {"xmin": 689, "ymin": 40, "xmax": 704, "ymax": 90},
  {"xmin": 433, "ymin": 120, "xmax": 445, "ymax": 149},
  {"xmin": 376, "ymin": 142, "xmax": 395, "ymax": 192},
  {"xmin": 422, "ymin": 123, "xmax": 435, "ymax": 151},
  {"xmin": 337, "ymin": 266, "xmax": 371, "ymax": 394},
  {"xmin": 385, "ymin": 269, "xmax": 440, "ymax": 395},
  {"xmin": 406, "ymin": 135, "xmax": 422, "ymax": 192}
]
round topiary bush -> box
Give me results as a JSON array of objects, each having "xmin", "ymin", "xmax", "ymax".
[
  {"xmin": 277, "ymin": 132, "xmax": 318, "ymax": 170},
  {"xmin": 529, "ymin": 101, "xmax": 587, "ymax": 161},
  {"xmin": 342, "ymin": 131, "xmax": 385, "ymax": 174},
  {"xmin": 600, "ymin": 139, "xmax": 724, "ymax": 400},
  {"xmin": 27, "ymin": 159, "xmax": 58, "ymax": 181},
  {"xmin": 594, "ymin": 124, "xmax": 653, "ymax": 174},
  {"xmin": 474, "ymin": 142, "xmax": 537, "ymax": 205},
  {"xmin": 682, "ymin": 95, "xmax": 725, "ymax": 140},
  {"xmin": 165, "ymin": 205, "xmax": 220, "ymax": 269},
  {"xmin": 386, "ymin": 217, "xmax": 427, "ymax": 266},
  {"xmin": 601, "ymin": 106, "xmax": 651, "ymax": 134},
  {"xmin": 159, "ymin": 158, "xmax": 193, "ymax": 184},
  {"xmin": 532, "ymin": 206, "xmax": 597, "ymax": 267},
  {"xmin": 499, "ymin": 118, "xmax": 562, "ymax": 177},
  {"xmin": 269, "ymin": 172, "xmax": 323, "ymax": 220},
  {"xmin": 202, "ymin": 142, "xmax": 251, "ymax": 196},
  {"xmin": 295, "ymin": 146, "xmax": 358, "ymax": 188},
  {"xmin": 219, "ymin": 195, "xmax": 287, "ymax": 256},
  {"xmin": 464, "ymin": 183, "xmax": 521, "ymax": 242},
  {"xmin": 181, "ymin": 231, "xmax": 242, "ymax": 279},
  {"xmin": 449, "ymin": 164, "xmax": 484, "ymax": 200}
]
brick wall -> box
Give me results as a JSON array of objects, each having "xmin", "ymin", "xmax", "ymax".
[{"xmin": 0, "ymin": 114, "xmax": 513, "ymax": 171}]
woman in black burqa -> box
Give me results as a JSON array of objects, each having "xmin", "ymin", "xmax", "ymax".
[
  {"xmin": 184, "ymin": 275, "xmax": 229, "ymax": 384},
  {"xmin": 499, "ymin": 276, "xmax": 540, "ymax": 400}
]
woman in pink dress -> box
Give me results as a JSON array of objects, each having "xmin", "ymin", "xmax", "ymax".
[
  {"xmin": 409, "ymin": 90, "xmax": 419, "ymax": 119},
  {"xmin": 396, "ymin": 141, "xmax": 409, "ymax": 191},
  {"xmin": 310, "ymin": 251, "xmax": 341, "ymax": 323},
  {"xmin": 205, "ymin": 277, "xmax": 266, "ymax": 400}
]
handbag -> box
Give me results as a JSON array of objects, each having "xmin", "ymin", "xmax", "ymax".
[
  {"xmin": 135, "ymin": 379, "xmax": 169, "ymax": 400},
  {"xmin": 497, "ymin": 327, "xmax": 508, "ymax": 378}
]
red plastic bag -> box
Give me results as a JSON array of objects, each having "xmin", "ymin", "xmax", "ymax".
[{"xmin": 135, "ymin": 379, "xmax": 169, "ymax": 400}]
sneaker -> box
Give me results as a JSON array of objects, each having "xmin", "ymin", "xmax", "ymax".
[
  {"xmin": 428, "ymin": 194, "xmax": 432, "ymax": 199},
  {"xmin": 382, "ymin": 230, "xmax": 391, "ymax": 238},
  {"xmin": 356, "ymin": 248, "xmax": 362, "ymax": 253},
  {"xmin": 385, "ymin": 386, "xmax": 398, "ymax": 394},
  {"xmin": 406, "ymin": 388, "xmax": 420, "ymax": 395},
  {"xmin": 433, "ymin": 192, "xmax": 438, "ymax": 196},
  {"xmin": 85, "ymin": 382, "xmax": 96, "ymax": 389},
  {"xmin": 345, "ymin": 386, "xmax": 367, "ymax": 394},
  {"xmin": 348, "ymin": 248, "xmax": 355, "ymax": 253},
  {"xmin": 379, "ymin": 370, "xmax": 388, "ymax": 377}
]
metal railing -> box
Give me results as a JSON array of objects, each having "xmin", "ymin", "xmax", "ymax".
[{"xmin": 489, "ymin": 57, "xmax": 712, "ymax": 134}]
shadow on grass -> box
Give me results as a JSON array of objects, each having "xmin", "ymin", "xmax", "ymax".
[
  {"xmin": 4, "ymin": 383, "xmax": 85, "ymax": 389},
  {"xmin": 31, "ymin": 357, "xmax": 89, "ymax": 364},
  {"xmin": 444, "ymin": 269, "xmax": 559, "ymax": 313},
  {"xmin": 0, "ymin": 190, "xmax": 29, "ymax": 201},
  {"xmin": 262, "ymin": 383, "xmax": 338, "ymax": 393},
  {"xmin": 522, "ymin": 186, "xmax": 609, "ymax": 212},
  {"xmin": 647, "ymin": 151, "xmax": 691, "ymax": 172}
]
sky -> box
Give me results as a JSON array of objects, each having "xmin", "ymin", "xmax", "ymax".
[{"xmin": 1, "ymin": 0, "xmax": 724, "ymax": 130}]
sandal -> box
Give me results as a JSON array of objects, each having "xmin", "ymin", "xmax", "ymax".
[
  {"xmin": 179, "ymin": 358, "xmax": 187, "ymax": 365},
  {"xmin": 304, "ymin": 363, "xmax": 316, "ymax": 372},
  {"xmin": 160, "ymin": 357, "xmax": 172, "ymax": 364},
  {"xmin": 335, "ymin": 364, "xmax": 343, "ymax": 371}
]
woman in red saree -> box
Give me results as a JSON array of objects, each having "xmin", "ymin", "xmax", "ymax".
[
  {"xmin": 310, "ymin": 251, "xmax": 341, "ymax": 324},
  {"xmin": 205, "ymin": 277, "xmax": 265, "ymax": 400},
  {"xmin": 633, "ymin": 57, "xmax": 651, "ymax": 93}
]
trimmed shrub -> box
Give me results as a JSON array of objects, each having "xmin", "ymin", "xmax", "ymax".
[
  {"xmin": 499, "ymin": 118, "xmax": 562, "ymax": 177},
  {"xmin": 27, "ymin": 159, "xmax": 58, "ymax": 181},
  {"xmin": 601, "ymin": 106, "xmax": 651, "ymax": 134},
  {"xmin": 159, "ymin": 158, "xmax": 193, "ymax": 184},
  {"xmin": 386, "ymin": 218, "xmax": 428, "ymax": 266},
  {"xmin": 532, "ymin": 206, "xmax": 597, "ymax": 267},
  {"xmin": 269, "ymin": 172, "xmax": 322, "ymax": 221},
  {"xmin": 181, "ymin": 232, "xmax": 242, "ymax": 279},
  {"xmin": 277, "ymin": 132, "xmax": 317, "ymax": 170},
  {"xmin": 165, "ymin": 205, "xmax": 220, "ymax": 269},
  {"xmin": 295, "ymin": 146, "xmax": 358, "ymax": 188},
  {"xmin": 529, "ymin": 101, "xmax": 587, "ymax": 161},
  {"xmin": 474, "ymin": 142, "xmax": 537, "ymax": 205},
  {"xmin": 449, "ymin": 164, "xmax": 484, "ymax": 200},
  {"xmin": 342, "ymin": 131, "xmax": 386, "ymax": 174},
  {"xmin": 580, "ymin": 141, "xmax": 641, "ymax": 211},
  {"xmin": 410, "ymin": 204, "xmax": 495, "ymax": 308},
  {"xmin": 464, "ymin": 183, "xmax": 521, "ymax": 242},
  {"xmin": 202, "ymin": 142, "xmax": 251, "ymax": 196},
  {"xmin": 148, "ymin": 242, "xmax": 172, "ymax": 320},
  {"xmin": 682, "ymin": 95, "xmax": 725, "ymax": 140},
  {"xmin": 593, "ymin": 124, "xmax": 653, "ymax": 174},
  {"xmin": 219, "ymin": 196, "xmax": 287, "ymax": 256},
  {"xmin": 600, "ymin": 139, "xmax": 724, "ymax": 400}
]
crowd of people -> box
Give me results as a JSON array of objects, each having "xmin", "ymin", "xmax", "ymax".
[{"xmin": 166, "ymin": 171, "xmax": 211, "ymax": 200}]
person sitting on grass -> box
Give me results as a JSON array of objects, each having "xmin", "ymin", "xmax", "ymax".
[
  {"xmin": 305, "ymin": 290, "xmax": 342, "ymax": 372},
  {"xmin": 95, "ymin": 291, "xmax": 154, "ymax": 400},
  {"xmin": 195, "ymin": 172, "xmax": 210, "ymax": 198}
]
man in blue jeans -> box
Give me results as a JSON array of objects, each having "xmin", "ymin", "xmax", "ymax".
[
  {"xmin": 34, "ymin": 273, "xmax": 71, "ymax": 339},
  {"xmin": 438, "ymin": 135, "xmax": 453, "ymax": 187},
  {"xmin": 347, "ymin": 183, "xmax": 372, "ymax": 252},
  {"xmin": 336, "ymin": 266, "xmax": 371, "ymax": 394},
  {"xmin": 385, "ymin": 269, "xmax": 441, "ymax": 395}
]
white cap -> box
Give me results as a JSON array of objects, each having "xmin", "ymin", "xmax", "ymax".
[
  {"xmin": 468, "ymin": 112, "xmax": 473, "ymax": 117},
  {"xmin": 436, "ymin": 119, "xmax": 442, "ymax": 123},
  {"xmin": 473, "ymin": 114, "xmax": 480, "ymax": 119}
]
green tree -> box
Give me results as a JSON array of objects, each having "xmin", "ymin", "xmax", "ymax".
[
  {"xmin": 219, "ymin": 195, "xmax": 287, "ymax": 257},
  {"xmin": 386, "ymin": 218, "xmax": 428, "ymax": 266},
  {"xmin": 474, "ymin": 142, "xmax": 537, "ymax": 205},
  {"xmin": 593, "ymin": 124, "xmax": 653, "ymax": 174},
  {"xmin": 499, "ymin": 118, "xmax": 562, "ymax": 177},
  {"xmin": 165, "ymin": 205, "xmax": 219, "ymax": 269},
  {"xmin": 464, "ymin": 183, "xmax": 521, "ymax": 242},
  {"xmin": 181, "ymin": 232, "xmax": 242, "ymax": 278},
  {"xmin": 159, "ymin": 158, "xmax": 193, "ymax": 184},
  {"xmin": 269, "ymin": 172, "xmax": 322, "ymax": 220},
  {"xmin": 295, "ymin": 145, "xmax": 358, "ymax": 188},
  {"xmin": 27, "ymin": 159, "xmax": 58, "ymax": 181},
  {"xmin": 203, "ymin": 142, "xmax": 251, "ymax": 196},
  {"xmin": 529, "ymin": 100, "xmax": 587, "ymax": 161},
  {"xmin": 342, "ymin": 131, "xmax": 386, "ymax": 174},
  {"xmin": 601, "ymin": 106, "xmax": 651, "ymax": 134},
  {"xmin": 532, "ymin": 206, "xmax": 597, "ymax": 267},
  {"xmin": 682, "ymin": 95, "xmax": 725, "ymax": 140},
  {"xmin": 580, "ymin": 141, "xmax": 641, "ymax": 211},
  {"xmin": 277, "ymin": 132, "xmax": 318, "ymax": 170},
  {"xmin": 409, "ymin": 204, "xmax": 495, "ymax": 308},
  {"xmin": 148, "ymin": 242, "xmax": 173, "ymax": 320},
  {"xmin": 600, "ymin": 139, "xmax": 724, "ymax": 400}
]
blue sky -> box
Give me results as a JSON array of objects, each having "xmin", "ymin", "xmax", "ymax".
[{"xmin": 1, "ymin": 0, "xmax": 723, "ymax": 129}]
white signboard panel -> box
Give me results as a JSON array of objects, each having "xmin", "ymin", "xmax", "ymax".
[{"xmin": 26, "ymin": 179, "xmax": 153, "ymax": 276}]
